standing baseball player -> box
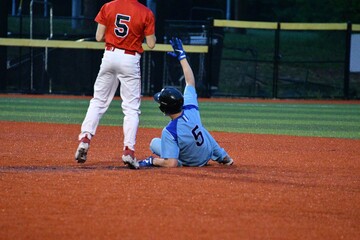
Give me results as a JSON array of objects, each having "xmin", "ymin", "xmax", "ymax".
[
  {"xmin": 75, "ymin": 0, "xmax": 156, "ymax": 169},
  {"xmin": 138, "ymin": 37, "xmax": 233, "ymax": 168}
]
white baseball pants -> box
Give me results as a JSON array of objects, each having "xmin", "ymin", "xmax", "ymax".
[{"xmin": 80, "ymin": 48, "xmax": 141, "ymax": 151}]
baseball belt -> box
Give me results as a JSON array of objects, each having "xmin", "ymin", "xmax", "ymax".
[{"xmin": 105, "ymin": 46, "xmax": 137, "ymax": 55}]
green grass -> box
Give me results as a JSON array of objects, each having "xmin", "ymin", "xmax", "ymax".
[{"xmin": 0, "ymin": 97, "xmax": 360, "ymax": 139}]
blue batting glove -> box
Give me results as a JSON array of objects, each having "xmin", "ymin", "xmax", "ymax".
[
  {"xmin": 167, "ymin": 37, "xmax": 186, "ymax": 61},
  {"xmin": 138, "ymin": 156, "xmax": 154, "ymax": 167}
]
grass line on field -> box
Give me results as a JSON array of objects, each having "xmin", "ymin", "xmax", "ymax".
[
  {"xmin": 3, "ymin": 101, "xmax": 360, "ymax": 117},
  {"xmin": 0, "ymin": 97, "xmax": 359, "ymax": 139},
  {"xmin": 3, "ymin": 105, "xmax": 360, "ymax": 123},
  {"xmin": 2, "ymin": 109, "xmax": 359, "ymax": 127}
]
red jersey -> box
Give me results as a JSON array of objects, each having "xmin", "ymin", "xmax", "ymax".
[{"xmin": 95, "ymin": 0, "xmax": 155, "ymax": 53}]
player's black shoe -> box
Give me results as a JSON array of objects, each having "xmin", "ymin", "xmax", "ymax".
[
  {"xmin": 219, "ymin": 155, "xmax": 234, "ymax": 165},
  {"xmin": 75, "ymin": 142, "xmax": 89, "ymax": 163}
]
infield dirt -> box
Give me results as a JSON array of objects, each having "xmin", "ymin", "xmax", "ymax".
[{"xmin": 1, "ymin": 121, "xmax": 359, "ymax": 240}]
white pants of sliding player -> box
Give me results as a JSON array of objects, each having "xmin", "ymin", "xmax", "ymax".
[{"xmin": 80, "ymin": 48, "xmax": 141, "ymax": 151}]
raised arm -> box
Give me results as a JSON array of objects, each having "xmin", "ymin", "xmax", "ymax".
[
  {"xmin": 168, "ymin": 38, "xmax": 195, "ymax": 87},
  {"xmin": 180, "ymin": 58, "xmax": 195, "ymax": 87}
]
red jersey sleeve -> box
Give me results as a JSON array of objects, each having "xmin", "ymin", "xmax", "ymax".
[
  {"xmin": 144, "ymin": 11, "xmax": 155, "ymax": 36},
  {"xmin": 95, "ymin": 3, "xmax": 108, "ymax": 26}
]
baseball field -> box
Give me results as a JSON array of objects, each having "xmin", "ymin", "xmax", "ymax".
[{"xmin": 0, "ymin": 94, "xmax": 359, "ymax": 239}]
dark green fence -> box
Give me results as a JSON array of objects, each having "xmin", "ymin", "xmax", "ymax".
[
  {"xmin": 212, "ymin": 20, "xmax": 360, "ymax": 99},
  {"xmin": 1, "ymin": 16, "xmax": 360, "ymax": 99}
]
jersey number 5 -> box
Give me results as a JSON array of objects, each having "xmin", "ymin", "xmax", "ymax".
[
  {"xmin": 192, "ymin": 125, "xmax": 204, "ymax": 146},
  {"xmin": 115, "ymin": 14, "xmax": 130, "ymax": 38}
]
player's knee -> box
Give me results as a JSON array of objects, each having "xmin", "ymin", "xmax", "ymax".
[
  {"xmin": 122, "ymin": 104, "xmax": 141, "ymax": 116},
  {"xmin": 150, "ymin": 138, "xmax": 161, "ymax": 156}
]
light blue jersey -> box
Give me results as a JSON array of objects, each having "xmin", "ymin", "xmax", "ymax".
[{"xmin": 156, "ymin": 85, "xmax": 227, "ymax": 167}]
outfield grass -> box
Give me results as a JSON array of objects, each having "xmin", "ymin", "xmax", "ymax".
[{"xmin": 0, "ymin": 96, "xmax": 359, "ymax": 139}]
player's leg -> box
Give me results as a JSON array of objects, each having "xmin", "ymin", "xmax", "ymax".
[
  {"xmin": 75, "ymin": 51, "xmax": 119, "ymax": 163},
  {"xmin": 211, "ymin": 144, "xmax": 233, "ymax": 165},
  {"xmin": 81, "ymin": 52, "xmax": 119, "ymax": 136},
  {"xmin": 118, "ymin": 53, "xmax": 142, "ymax": 168},
  {"xmin": 203, "ymin": 128, "xmax": 233, "ymax": 165}
]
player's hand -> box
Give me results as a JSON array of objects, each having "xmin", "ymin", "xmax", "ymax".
[
  {"xmin": 138, "ymin": 156, "xmax": 154, "ymax": 167},
  {"xmin": 167, "ymin": 37, "xmax": 186, "ymax": 61}
]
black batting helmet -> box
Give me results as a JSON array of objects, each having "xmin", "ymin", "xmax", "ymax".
[{"xmin": 154, "ymin": 87, "xmax": 184, "ymax": 115}]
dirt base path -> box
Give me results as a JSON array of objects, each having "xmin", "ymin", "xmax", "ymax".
[{"xmin": 1, "ymin": 121, "xmax": 359, "ymax": 240}]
